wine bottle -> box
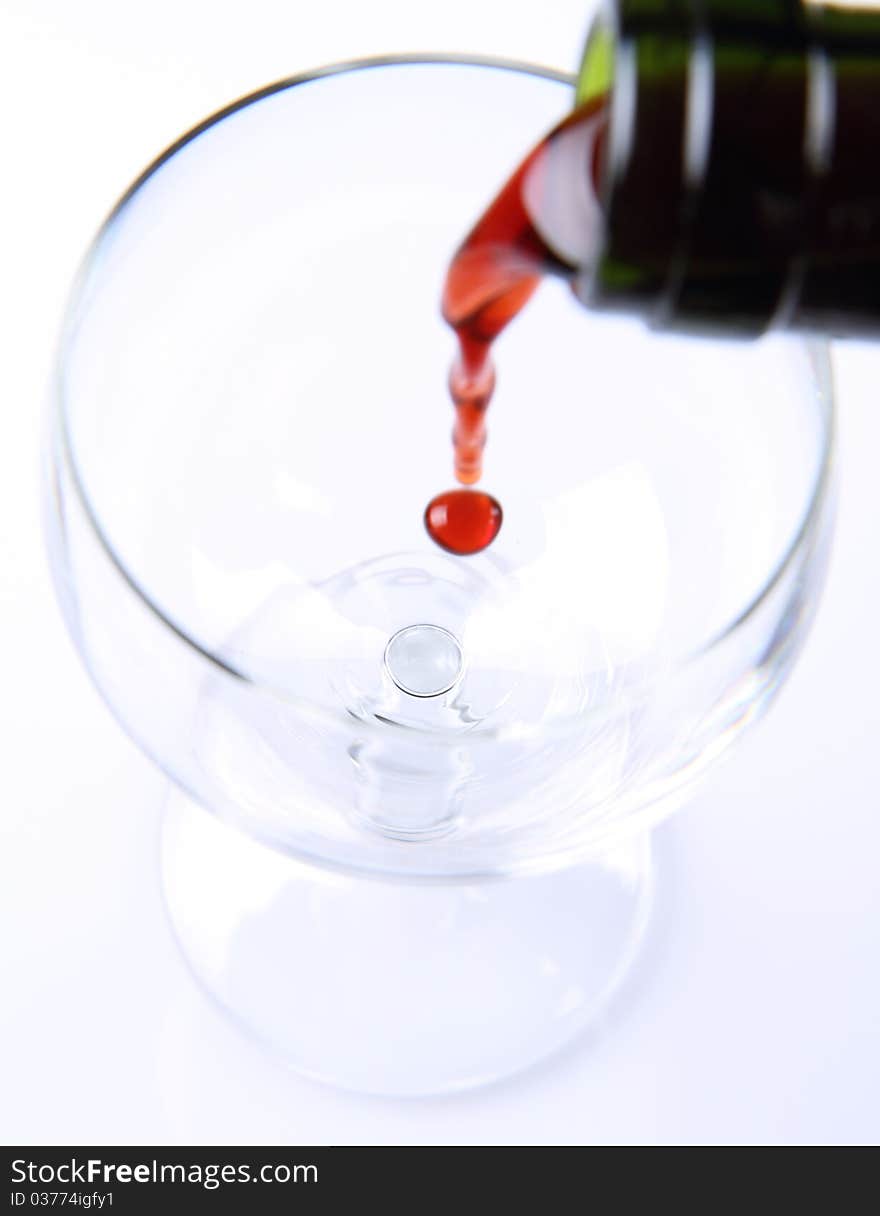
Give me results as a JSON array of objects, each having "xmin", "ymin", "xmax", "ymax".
[{"xmin": 570, "ymin": 0, "xmax": 880, "ymax": 336}]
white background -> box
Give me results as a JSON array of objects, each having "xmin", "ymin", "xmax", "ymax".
[{"xmin": 1, "ymin": 0, "xmax": 879, "ymax": 1145}]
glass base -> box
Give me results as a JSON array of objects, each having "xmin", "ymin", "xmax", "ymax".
[{"xmin": 161, "ymin": 791, "xmax": 654, "ymax": 1096}]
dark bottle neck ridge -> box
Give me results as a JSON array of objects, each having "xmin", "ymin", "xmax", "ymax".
[{"xmin": 575, "ymin": 0, "xmax": 880, "ymax": 336}]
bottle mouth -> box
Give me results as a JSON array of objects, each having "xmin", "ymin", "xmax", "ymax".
[
  {"xmin": 572, "ymin": 0, "xmax": 691, "ymax": 321},
  {"xmin": 574, "ymin": 0, "xmax": 846, "ymax": 336}
]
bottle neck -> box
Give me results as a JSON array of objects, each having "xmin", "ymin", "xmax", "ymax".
[{"xmin": 575, "ymin": 0, "xmax": 880, "ymax": 336}]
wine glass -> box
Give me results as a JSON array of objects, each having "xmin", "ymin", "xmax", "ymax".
[{"xmin": 46, "ymin": 55, "xmax": 834, "ymax": 1094}]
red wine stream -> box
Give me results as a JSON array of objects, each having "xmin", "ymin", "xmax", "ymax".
[{"xmin": 425, "ymin": 93, "xmax": 608, "ymax": 556}]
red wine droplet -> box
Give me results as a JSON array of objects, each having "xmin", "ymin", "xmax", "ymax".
[{"xmin": 424, "ymin": 489, "xmax": 503, "ymax": 556}]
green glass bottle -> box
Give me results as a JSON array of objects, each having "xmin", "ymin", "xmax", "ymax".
[{"xmin": 573, "ymin": 0, "xmax": 880, "ymax": 335}]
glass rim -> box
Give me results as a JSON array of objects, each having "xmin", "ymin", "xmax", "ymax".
[{"xmin": 52, "ymin": 52, "xmax": 836, "ymax": 750}]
